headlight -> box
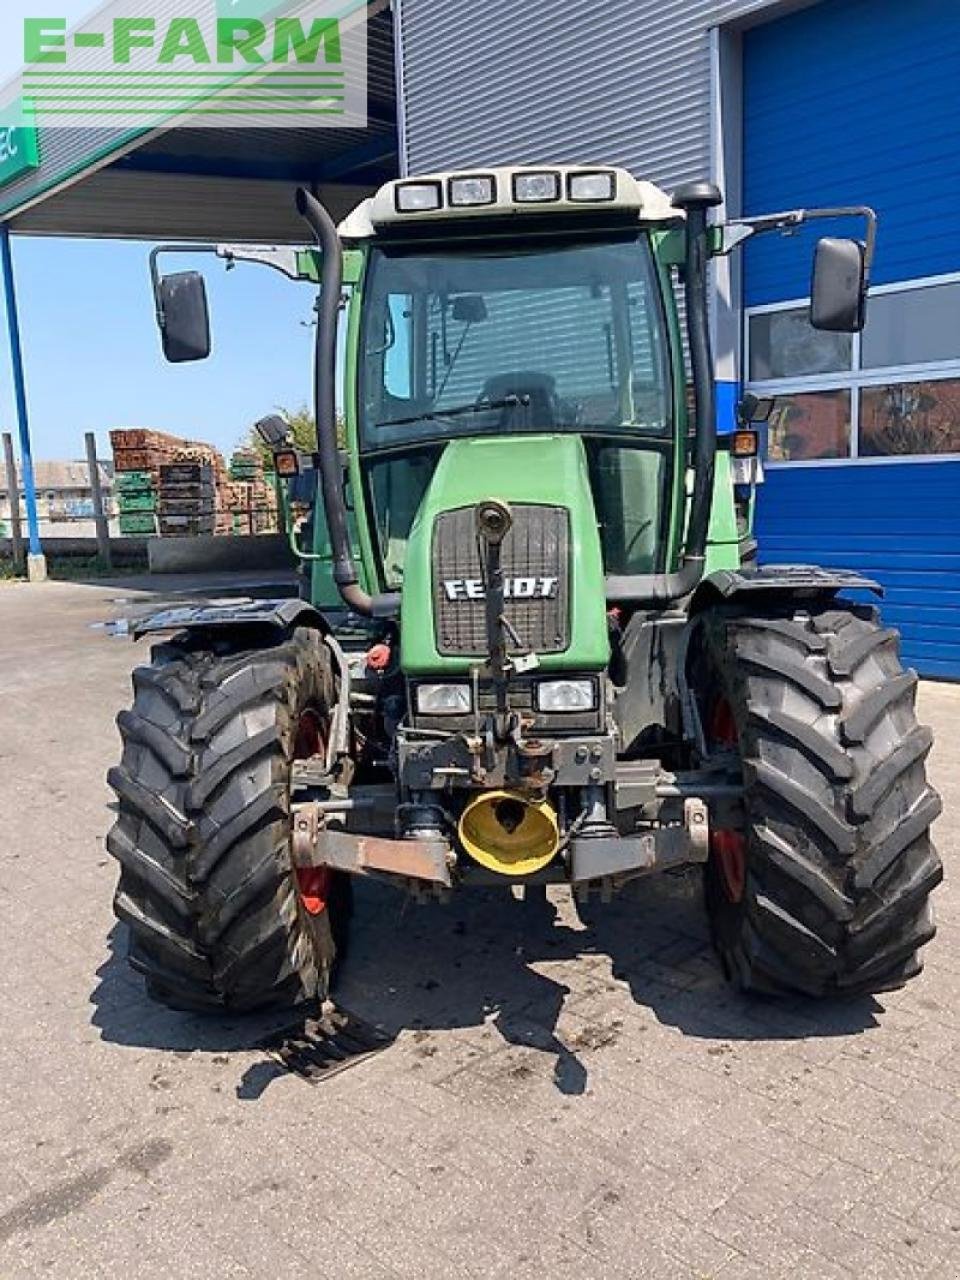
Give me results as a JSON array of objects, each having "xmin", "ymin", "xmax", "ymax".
[
  {"xmin": 449, "ymin": 175, "xmax": 496, "ymax": 207},
  {"xmin": 568, "ymin": 171, "xmax": 616, "ymax": 202},
  {"xmin": 513, "ymin": 171, "xmax": 560, "ymax": 203},
  {"xmin": 415, "ymin": 683, "xmax": 472, "ymax": 714},
  {"xmin": 535, "ymin": 679, "xmax": 596, "ymax": 712},
  {"xmin": 395, "ymin": 181, "xmax": 443, "ymax": 213}
]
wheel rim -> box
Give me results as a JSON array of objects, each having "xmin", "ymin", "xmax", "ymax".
[
  {"xmin": 293, "ymin": 709, "xmax": 334, "ymax": 917},
  {"xmin": 708, "ymin": 697, "xmax": 747, "ymax": 905}
]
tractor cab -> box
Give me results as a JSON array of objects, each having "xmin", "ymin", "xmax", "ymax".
[{"xmin": 352, "ymin": 182, "xmax": 679, "ymax": 600}]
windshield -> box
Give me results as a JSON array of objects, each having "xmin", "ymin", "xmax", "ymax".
[{"xmin": 359, "ymin": 233, "xmax": 671, "ymax": 449}]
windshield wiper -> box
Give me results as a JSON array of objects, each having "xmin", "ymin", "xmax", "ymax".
[{"xmin": 375, "ymin": 394, "xmax": 530, "ymax": 430}]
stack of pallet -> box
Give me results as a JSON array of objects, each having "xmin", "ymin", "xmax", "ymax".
[
  {"xmin": 115, "ymin": 470, "xmax": 157, "ymax": 537},
  {"xmin": 110, "ymin": 429, "xmax": 183, "ymax": 537},
  {"xmin": 158, "ymin": 459, "xmax": 218, "ymax": 538},
  {"xmin": 110, "ymin": 430, "xmax": 279, "ymax": 539},
  {"xmin": 110, "ymin": 428, "xmax": 185, "ymax": 475},
  {"xmin": 227, "ymin": 451, "xmax": 279, "ymax": 535}
]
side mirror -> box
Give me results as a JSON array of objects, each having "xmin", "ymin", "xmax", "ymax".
[
  {"xmin": 158, "ymin": 271, "xmax": 211, "ymax": 363},
  {"xmin": 737, "ymin": 392, "xmax": 775, "ymax": 426},
  {"xmin": 810, "ymin": 237, "xmax": 867, "ymax": 333},
  {"xmin": 254, "ymin": 414, "xmax": 292, "ymax": 449}
]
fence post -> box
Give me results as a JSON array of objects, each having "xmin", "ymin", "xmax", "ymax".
[
  {"xmin": 2, "ymin": 431, "xmax": 24, "ymax": 574},
  {"xmin": 84, "ymin": 431, "xmax": 112, "ymax": 570}
]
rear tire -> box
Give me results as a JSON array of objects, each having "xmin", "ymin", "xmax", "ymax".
[
  {"xmin": 696, "ymin": 602, "xmax": 942, "ymax": 998},
  {"xmin": 107, "ymin": 626, "xmax": 348, "ymax": 1013}
]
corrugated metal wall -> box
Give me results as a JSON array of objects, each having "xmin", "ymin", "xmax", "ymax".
[{"xmin": 397, "ymin": 0, "xmax": 772, "ymax": 188}]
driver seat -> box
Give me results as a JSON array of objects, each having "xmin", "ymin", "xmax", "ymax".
[{"xmin": 478, "ymin": 371, "xmax": 558, "ymax": 429}]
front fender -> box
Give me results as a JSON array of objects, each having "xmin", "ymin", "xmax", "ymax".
[
  {"xmin": 690, "ymin": 564, "xmax": 881, "ymax": 613},
  {"xmin": 132, "ymin": 597, "xmax": 330, "ymax": 640}
]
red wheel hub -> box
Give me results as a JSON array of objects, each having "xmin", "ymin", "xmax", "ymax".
[
  {"xmin": 708, "ymin": 696, "xmax": 747, "ymax": 904},
  {"xmin": 293, "ymin": 710, "xmax": 332, "ymax": 916}
]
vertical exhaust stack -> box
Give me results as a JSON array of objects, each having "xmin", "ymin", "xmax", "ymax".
[
  {"xmin": 295, "ymin": 188, "xmax": 399, "ymax": 618},
  {"xmin": 604, "ymin": 179, "xmax": 723, "ymax": 605}
]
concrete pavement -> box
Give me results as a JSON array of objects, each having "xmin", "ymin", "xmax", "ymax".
[{"xmin": 1, "ymin": 578, "xmax": 959, "ymax": 1279}]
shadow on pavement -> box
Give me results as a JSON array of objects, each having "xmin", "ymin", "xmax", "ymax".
[
  {"xmin": 91, "ymin": 870, "xmax": 882, "ymax": 1095},
  {"xmin": 91, "ymin": 925, "xmax": 300, "ymax": 1055}
]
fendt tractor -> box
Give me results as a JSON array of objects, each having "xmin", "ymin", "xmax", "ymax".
[{"xmin": 108, "ymin": 166, "xmax": 942, "ymax": 1013}]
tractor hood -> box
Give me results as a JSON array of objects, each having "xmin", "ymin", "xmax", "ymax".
[{"xmin": 399, "ymin": 434, "xmax": 609, "ymax": 675}]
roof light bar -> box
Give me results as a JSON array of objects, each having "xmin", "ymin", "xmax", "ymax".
[
  {"xmin": 513, "ymin": 171, "xmax": 561, "ymax": 203},
  {"xmin": 449, "ymin": 175, "xmax": 496, "ymax": 207},
  {"xmin": 395, "ymin": 181, "xmax": 442, "ymax": 213},
  {"xmin": 568, "ymin": 171, "xmax": 617, "ymax": 202}
]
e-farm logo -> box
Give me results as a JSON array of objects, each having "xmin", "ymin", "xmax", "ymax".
[{"xmin": 9, "ymin": 1, "xmax": 367, "ymax": 130}]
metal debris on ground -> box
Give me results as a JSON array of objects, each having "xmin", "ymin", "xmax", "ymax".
[{"xmin": 258, "ymin": 1005, "xmax": 396, "ymax": 1084}]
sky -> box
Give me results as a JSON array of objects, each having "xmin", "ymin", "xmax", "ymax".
[
  {"xmin": 0, "ymin": 1, "xmax": 320, "ymax": 463},
  {"xmin": 0, "ymin": 238, "xmax": 318, "ymax": 462}
]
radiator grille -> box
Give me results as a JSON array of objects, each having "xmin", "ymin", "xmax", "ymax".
[{"xmin": 432, "ymin": 504, "xmax": 570, "ymax": 656}]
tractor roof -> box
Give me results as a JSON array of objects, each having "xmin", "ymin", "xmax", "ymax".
[{"xmin": 337, "ymin": 165, "xmax": 680, "ymax": 240}]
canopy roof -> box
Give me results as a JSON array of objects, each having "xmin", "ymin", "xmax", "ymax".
[{"xmin": 0, "ymin": 4, "xmax": 397, "ymax": 243}]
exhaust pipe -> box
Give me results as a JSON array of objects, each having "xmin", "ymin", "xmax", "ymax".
[
  {"xmin": 605, "ymin": 180, "xmax": 723, "ymax": 606},
  {"xmin": 295, "ymin": 188, "xmax": 398, "ymax": 618}
]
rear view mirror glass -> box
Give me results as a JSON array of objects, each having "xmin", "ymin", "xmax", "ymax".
[
  {"xmin": 810, "ymin": 237, "xmax": 867, "ymax": 333},
  {"xmin": 158, "ymin": 270, "xmax": 211, "ymax": 363}
]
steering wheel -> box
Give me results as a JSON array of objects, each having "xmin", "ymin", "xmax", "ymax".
[{"xmin": 476, "ymin": 372, "xmax": 563, "ymax": 426}]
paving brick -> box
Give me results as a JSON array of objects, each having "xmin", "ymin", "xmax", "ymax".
[{"xmin": 2, "ymin": 579, "xmax": 960, "ymax": 1278}]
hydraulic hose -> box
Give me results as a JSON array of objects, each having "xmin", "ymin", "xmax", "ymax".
[
  {"xmin": 296, "ymin": 188, "xmax": 398, "ymax": 617},
  {"xmin": 605, "ymin": 182, "xmax": 721, "ymax": 606}
]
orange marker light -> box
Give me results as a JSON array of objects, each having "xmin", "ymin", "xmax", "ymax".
[
  {"xmin": 275, "ymin": 450, "xmax": 300, "ymax": 477},
  {"xmin": 731, "ymin": 430, "xmax": 759, "ymax": 458}
]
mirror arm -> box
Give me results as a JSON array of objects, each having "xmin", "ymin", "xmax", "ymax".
[
  {"xmin": 719, "ymin": 205, "xmax": 877, "ymax": 275},
  {"xmin": 214, "ymin": 244, "xmax": 312, "ymax": 282}
]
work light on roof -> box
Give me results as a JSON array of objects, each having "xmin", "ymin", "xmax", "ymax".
[
  {"xmin": 395, "ymin": 181, "xmax": 443, "ymax": 213},
  {"xmin": 513, "ymin": 171, "xmax": 561, "ymax": 203},
  {"xmin": 568, "ymin": 171, "xmax": 617, "ymax": 202},
  {"xmin": 449, "ymin": 175, "xmax": 496, "ymax": 207}
]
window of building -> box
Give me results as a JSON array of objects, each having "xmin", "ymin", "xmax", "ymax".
[{"xmin": 745, "ymin": 274, "xmax": 960, "ymax": 463}]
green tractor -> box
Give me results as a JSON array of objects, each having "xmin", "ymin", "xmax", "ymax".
[{"xmin": 109, "ymin": 165, "xmax": 942, "ymax": 1012}]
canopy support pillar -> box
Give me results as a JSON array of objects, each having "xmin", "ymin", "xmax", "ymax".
[{"xmin": 1, "ymin": 225, "xmax": 45, "ymax": 581}]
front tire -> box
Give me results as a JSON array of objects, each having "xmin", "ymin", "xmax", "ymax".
[
  {"xmin": 107, "ymin": 626, "xmax": 346, "ymax": 1012},
  {"xmin": 697, "ymin": 602, "xmax": 942, "ymax": 998}
]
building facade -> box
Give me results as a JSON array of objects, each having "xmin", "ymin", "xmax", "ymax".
[
  {"xmin": 395, "ymin": 0, "xmax": 960, "ymax": 677},
  {"xmin": 0, "ymin": 459, "xmax": 114, "ymax": 536}
]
